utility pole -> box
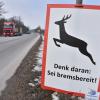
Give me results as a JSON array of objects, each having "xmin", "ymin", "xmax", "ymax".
[{"xmin": 76, "ymin": 0, "xmax": 83, "ymax": 4}]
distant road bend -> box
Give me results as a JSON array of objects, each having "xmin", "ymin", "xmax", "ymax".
[{"xmin": 0, "ymin": 33, "xmax": 40, "ymax": 94}]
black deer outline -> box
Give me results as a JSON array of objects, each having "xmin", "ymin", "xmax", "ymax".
[{"xmin": 53, "ymin": 14, "xmax": 96, "ymax": 65}]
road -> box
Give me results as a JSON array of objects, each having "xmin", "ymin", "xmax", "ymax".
[{"xmin": 0, "ymin": 33, "xmax": 40, "ymax": 94}]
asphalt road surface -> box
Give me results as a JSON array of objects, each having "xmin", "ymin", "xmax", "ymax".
[{"xmin": 0, "ymin": 33, "xmax": 40, "ymax": 94}]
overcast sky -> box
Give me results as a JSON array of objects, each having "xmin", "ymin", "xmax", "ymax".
[{"xmin": 2, "ymin": 0, "xmax": 100, "ymax": 29}]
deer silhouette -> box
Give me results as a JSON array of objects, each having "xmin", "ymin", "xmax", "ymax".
[{"xmin": 53, "ymin": 14, "xmax": 96, "ymax": 65}]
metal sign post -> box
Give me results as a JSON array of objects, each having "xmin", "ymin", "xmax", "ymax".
[{"xmin": 76, "ymin": 0, "xmax": 83, "ymax": 4}]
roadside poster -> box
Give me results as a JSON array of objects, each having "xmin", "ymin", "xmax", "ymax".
[{"xmin": 41, "ymin": 4, "xmax": 100, "ymax": 96}]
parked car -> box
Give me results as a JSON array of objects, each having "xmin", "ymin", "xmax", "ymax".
[
  {"xmin": 25, "ymin": 31, "xmax": 31, "ymax": 34},
  {"xmin": 14, "ymin": 32, "xmax": 23, "ymax": 36}
]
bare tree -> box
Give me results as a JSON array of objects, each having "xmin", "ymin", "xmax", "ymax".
[
  {"xmin": 9, "ymin": 16, "xmax": 29, "ymax": 33},
  {"xmin": 0, "ymin": 18, "xmax": 6, "ymax": 35},
  {"xmin": 0, "ymin": 1, "xmax": 5, "ymax": 16}
]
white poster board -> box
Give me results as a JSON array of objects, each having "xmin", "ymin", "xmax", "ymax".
[{"xmin": 41, "ymin": 4, "xmax": 100, "ymax": 96}]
